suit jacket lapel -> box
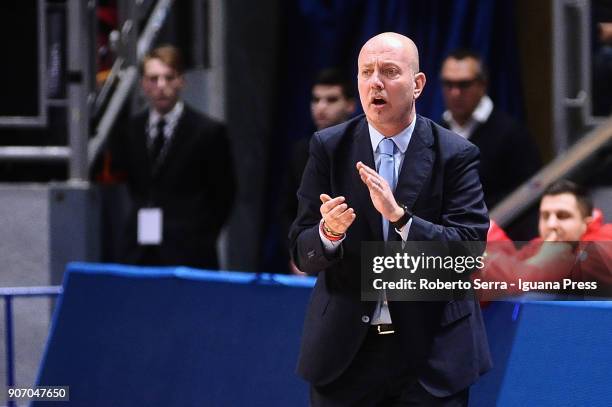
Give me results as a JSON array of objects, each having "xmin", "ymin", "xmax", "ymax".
[
  {"xmin": 394, "ymin": 115, "xmax": 434, "ymax": 211},
  {"xmin": 351, "ymin": 118, "xmax": 384, "ymax": 240},
  {"xmin": 131, "ymin": 113, "xmax": 154, "ymax": 186}
]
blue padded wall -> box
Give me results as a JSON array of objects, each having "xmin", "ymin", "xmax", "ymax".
[
  {"xmin": 34, "ymin": 263, "xmax": 612, "ymax": 406},
  {"xmin": 35, "ymin": 263, "xmax": 314, "ymax": 406},
  {"xmin": 496, "ymin": 301, "xmax": 612, "ymax": 406}
]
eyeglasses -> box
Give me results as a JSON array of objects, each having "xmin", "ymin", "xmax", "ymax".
[{"xmin": 441, "ymin": 78, "xmax": 481, "ymax": 90}]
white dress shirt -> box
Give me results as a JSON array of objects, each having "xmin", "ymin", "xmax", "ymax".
[
  {"xmin": 147, "ymin": 101, "xmax": 184, "ymax": 148},
  {"xmin": 442, "ymin": 95, "xmax": 493, "ymax": 139}
]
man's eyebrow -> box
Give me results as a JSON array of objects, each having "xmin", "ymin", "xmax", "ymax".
[{"xmin": 360, "ymin": 61, "xmax": 400, "ymax": 67}]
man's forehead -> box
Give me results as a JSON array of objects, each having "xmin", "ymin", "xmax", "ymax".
[
  {"xmin": 442, "ymin": 58, "xmax": 479, "ymax": 76},
  {"xmin": 358, "ymin": 57, "xmax": 403, "ymax": 66},
  {"xmin": 358, "ymin": 47, "xmax": 413, "ymax": 71},
  {"xmin": 540, "ymin": 193, "xmax": 580, "ymax": 212},
  {"xmin": 143, "ymin": 58, "xmax": 177, "ymax": 75},
  {"xmin": 313, "ymin": 84, "xmax": 343, "ymax": 95}
]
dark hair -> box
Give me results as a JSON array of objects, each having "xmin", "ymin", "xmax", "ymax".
[
  {"xmin": 542, "ymin": 180, "xmax": 593, "ymax": 217},
  {"xmin": 443, "ymin": 49, "xmax": 489, "ymax": 83},
  {"xmin": 313, "ymin": 68, "xmax": 355, "ymax": 99},
  {"xmin": 141, "ymin": 45, "xmax": 185, "ymax": 75}
]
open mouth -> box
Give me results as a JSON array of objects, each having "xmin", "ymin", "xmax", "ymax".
[{"xmin": 372, "ymin": 97, "xmax": 387, "ymax": 106}]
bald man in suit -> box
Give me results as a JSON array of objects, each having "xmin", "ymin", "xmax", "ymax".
[{"xmin": 290, "ymin": 33, "xmax": 491, "ymax": 406}]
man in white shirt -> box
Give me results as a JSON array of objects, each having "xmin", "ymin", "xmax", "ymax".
[{"xmin": 440, "ymin": 49, "xmax": 541, "ymax": 210}]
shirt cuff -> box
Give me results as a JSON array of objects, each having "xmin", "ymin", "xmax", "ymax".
[
  {"xmin": 319, "ymin": 220, "xmax": 344, "ymax": 253},
  {"xmin": 394, "ymin": 218, "xmax": 413, "ymax": 241}
]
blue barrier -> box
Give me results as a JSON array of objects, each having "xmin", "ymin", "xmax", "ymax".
[
  {"xmin": 472, "ymin": 299, "xmax": 612, "ymax": 407},
  {"xmin": 496, "ymin": 301, "xmax": 612, "ymax": 406},
  {"xmin": 33, "ymin": 263, "xmax": 612, "ymax": 406},
  {"xmin": 35, "ymin": 263, "xmax": 314, "ymax": 406}
]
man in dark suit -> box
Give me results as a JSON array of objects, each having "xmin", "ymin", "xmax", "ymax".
[
  {"xmin": 440, "ymin": 49, "xmax": 541, "ymax": 210},
  {"xmin": 290, "ymin": 33, "xmax": 491, "ymax": 405},
  {"xmin": 114, "ymin": 45, "xmax": 235, "ymax": 269}
]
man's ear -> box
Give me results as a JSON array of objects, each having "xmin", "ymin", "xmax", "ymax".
[
  {"xmin": 581, "ymin": 215, "xmax": 594, "ymax": 237},
  {"xmin": 414, "ymin": 72, "xmax": 426, "ymax": 99},
  {"xmin": 176, "ymin": 74, "xmax": 186, "ymax": 91}
]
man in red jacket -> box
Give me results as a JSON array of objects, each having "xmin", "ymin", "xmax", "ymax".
[{"xmin": 478, "ymin": 180, "xmax": 612, "ymax": 299}]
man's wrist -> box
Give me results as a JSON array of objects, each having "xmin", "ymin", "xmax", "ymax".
[
  {"xmin": 321, "ymin": 221, "xmax": 344, "ymax": 241},
  {"xmin": 390, "ymin": 203, "xmax": 412, "ymax": 230},
  {"xmin": 389, "ymin": 205, "xmax": 405, "ymax": 223}
]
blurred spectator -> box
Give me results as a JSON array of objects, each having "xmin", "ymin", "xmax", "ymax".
[
  {"xmin": 440, "ymin": 49, "xmax": 541, "ymax": 209},
  {"xmin": 107, "ymin": 45, "xmax": 235, "ymax": 269},
  {"xmin": 280, "ymin": 68, "xmax": 356, "ymax": 274},
  {"xmin": 478, "ymin": 180, "xmax": 612, "ymax": 299}
]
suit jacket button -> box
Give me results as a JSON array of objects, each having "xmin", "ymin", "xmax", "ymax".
[{"xmin": 361, "ymin": 315, "xmax": 370, "ymax": 323}]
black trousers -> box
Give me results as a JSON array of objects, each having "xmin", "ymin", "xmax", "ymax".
[{"xmin": 310, "ymin": 329, "xmax": 469, "ymax": 407}]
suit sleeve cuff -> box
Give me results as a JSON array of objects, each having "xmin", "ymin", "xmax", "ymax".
[
  {"xmin": 395, "ymin": 218, "xmax": 413, "ymax": 241},
  {"xmin": 319, "ymin": 219, "xmax": 345, "ymax": 253}
]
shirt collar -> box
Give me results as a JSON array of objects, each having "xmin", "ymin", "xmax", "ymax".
[
  {"xmin": 149, "ymin": 100, "xmax": 184, "ymax": 127},
  {"xmin": 368, "ymin": 116, "xmax": 416, "ymax": 154},
  {"xmin": 472, "ymin": 94, "xmax": 493, "ymax": 122},
  {"xmin": 443, "ymin": 94, "xmax": 493, "ymax": 126}
]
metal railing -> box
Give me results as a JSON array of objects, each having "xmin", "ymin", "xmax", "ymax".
[
  {"xmin": 0, "ymin": 0, "xmax": 175, "ymax": 181},
  {"xmin": 491, "ymin": 115, "xmax": 612, "ymax": 226},
  {"xmin": 89, "ymin": 0, "xmax": 175, "ymax": 167},
  {"xmin": 1, "ymin": 286, "xmax": 62, "ymax": 407}
]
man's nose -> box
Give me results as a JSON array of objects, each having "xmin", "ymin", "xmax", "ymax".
[
  {"xmin": 448, "ymin": 86, "xmax": 461, "ymax": 98},
  {"xmin": 546, "ymin": 215, "xmax": 559, "ymax": 228},
  {"xmin": 155, "ymin": 77, "xmax": 168, "ymax": 87},
  {"xmin": 370, "ymin": 70, "xmax": 384, "ymax": 89},
  {"xmin": 313, "ymin": 101, "xmax": 326, "ymax": 111}
]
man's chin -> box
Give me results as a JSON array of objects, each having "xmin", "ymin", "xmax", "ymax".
[
  {"xmin": 153, "ymin": 101, "xmax": 174, "ymax": 114},
  {"xmin": 365, "ymin": 108, "xmax": 389, "ymax": 123}
]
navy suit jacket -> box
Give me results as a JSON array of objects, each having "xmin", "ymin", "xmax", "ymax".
[
  {"xmin": 442, "ymin": 108, "xmax": 541, "ymax": 209},
  {"xmin": 289, "ymin": 114, "xmax": 492, "ymax": 396}
]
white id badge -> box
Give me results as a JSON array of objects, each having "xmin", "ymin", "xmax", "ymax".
[{"xmin": 137, "ymin": 208, "xmax": 163, "ymax": 245}]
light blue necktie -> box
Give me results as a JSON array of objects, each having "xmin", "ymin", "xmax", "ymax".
[
  {"xmin": 378, "ymin": 138, "xmax": 396, "ymax": 240},
  {"xmin": 371, "ymin": 137, "xmax": 396, "ymax": 325}
]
